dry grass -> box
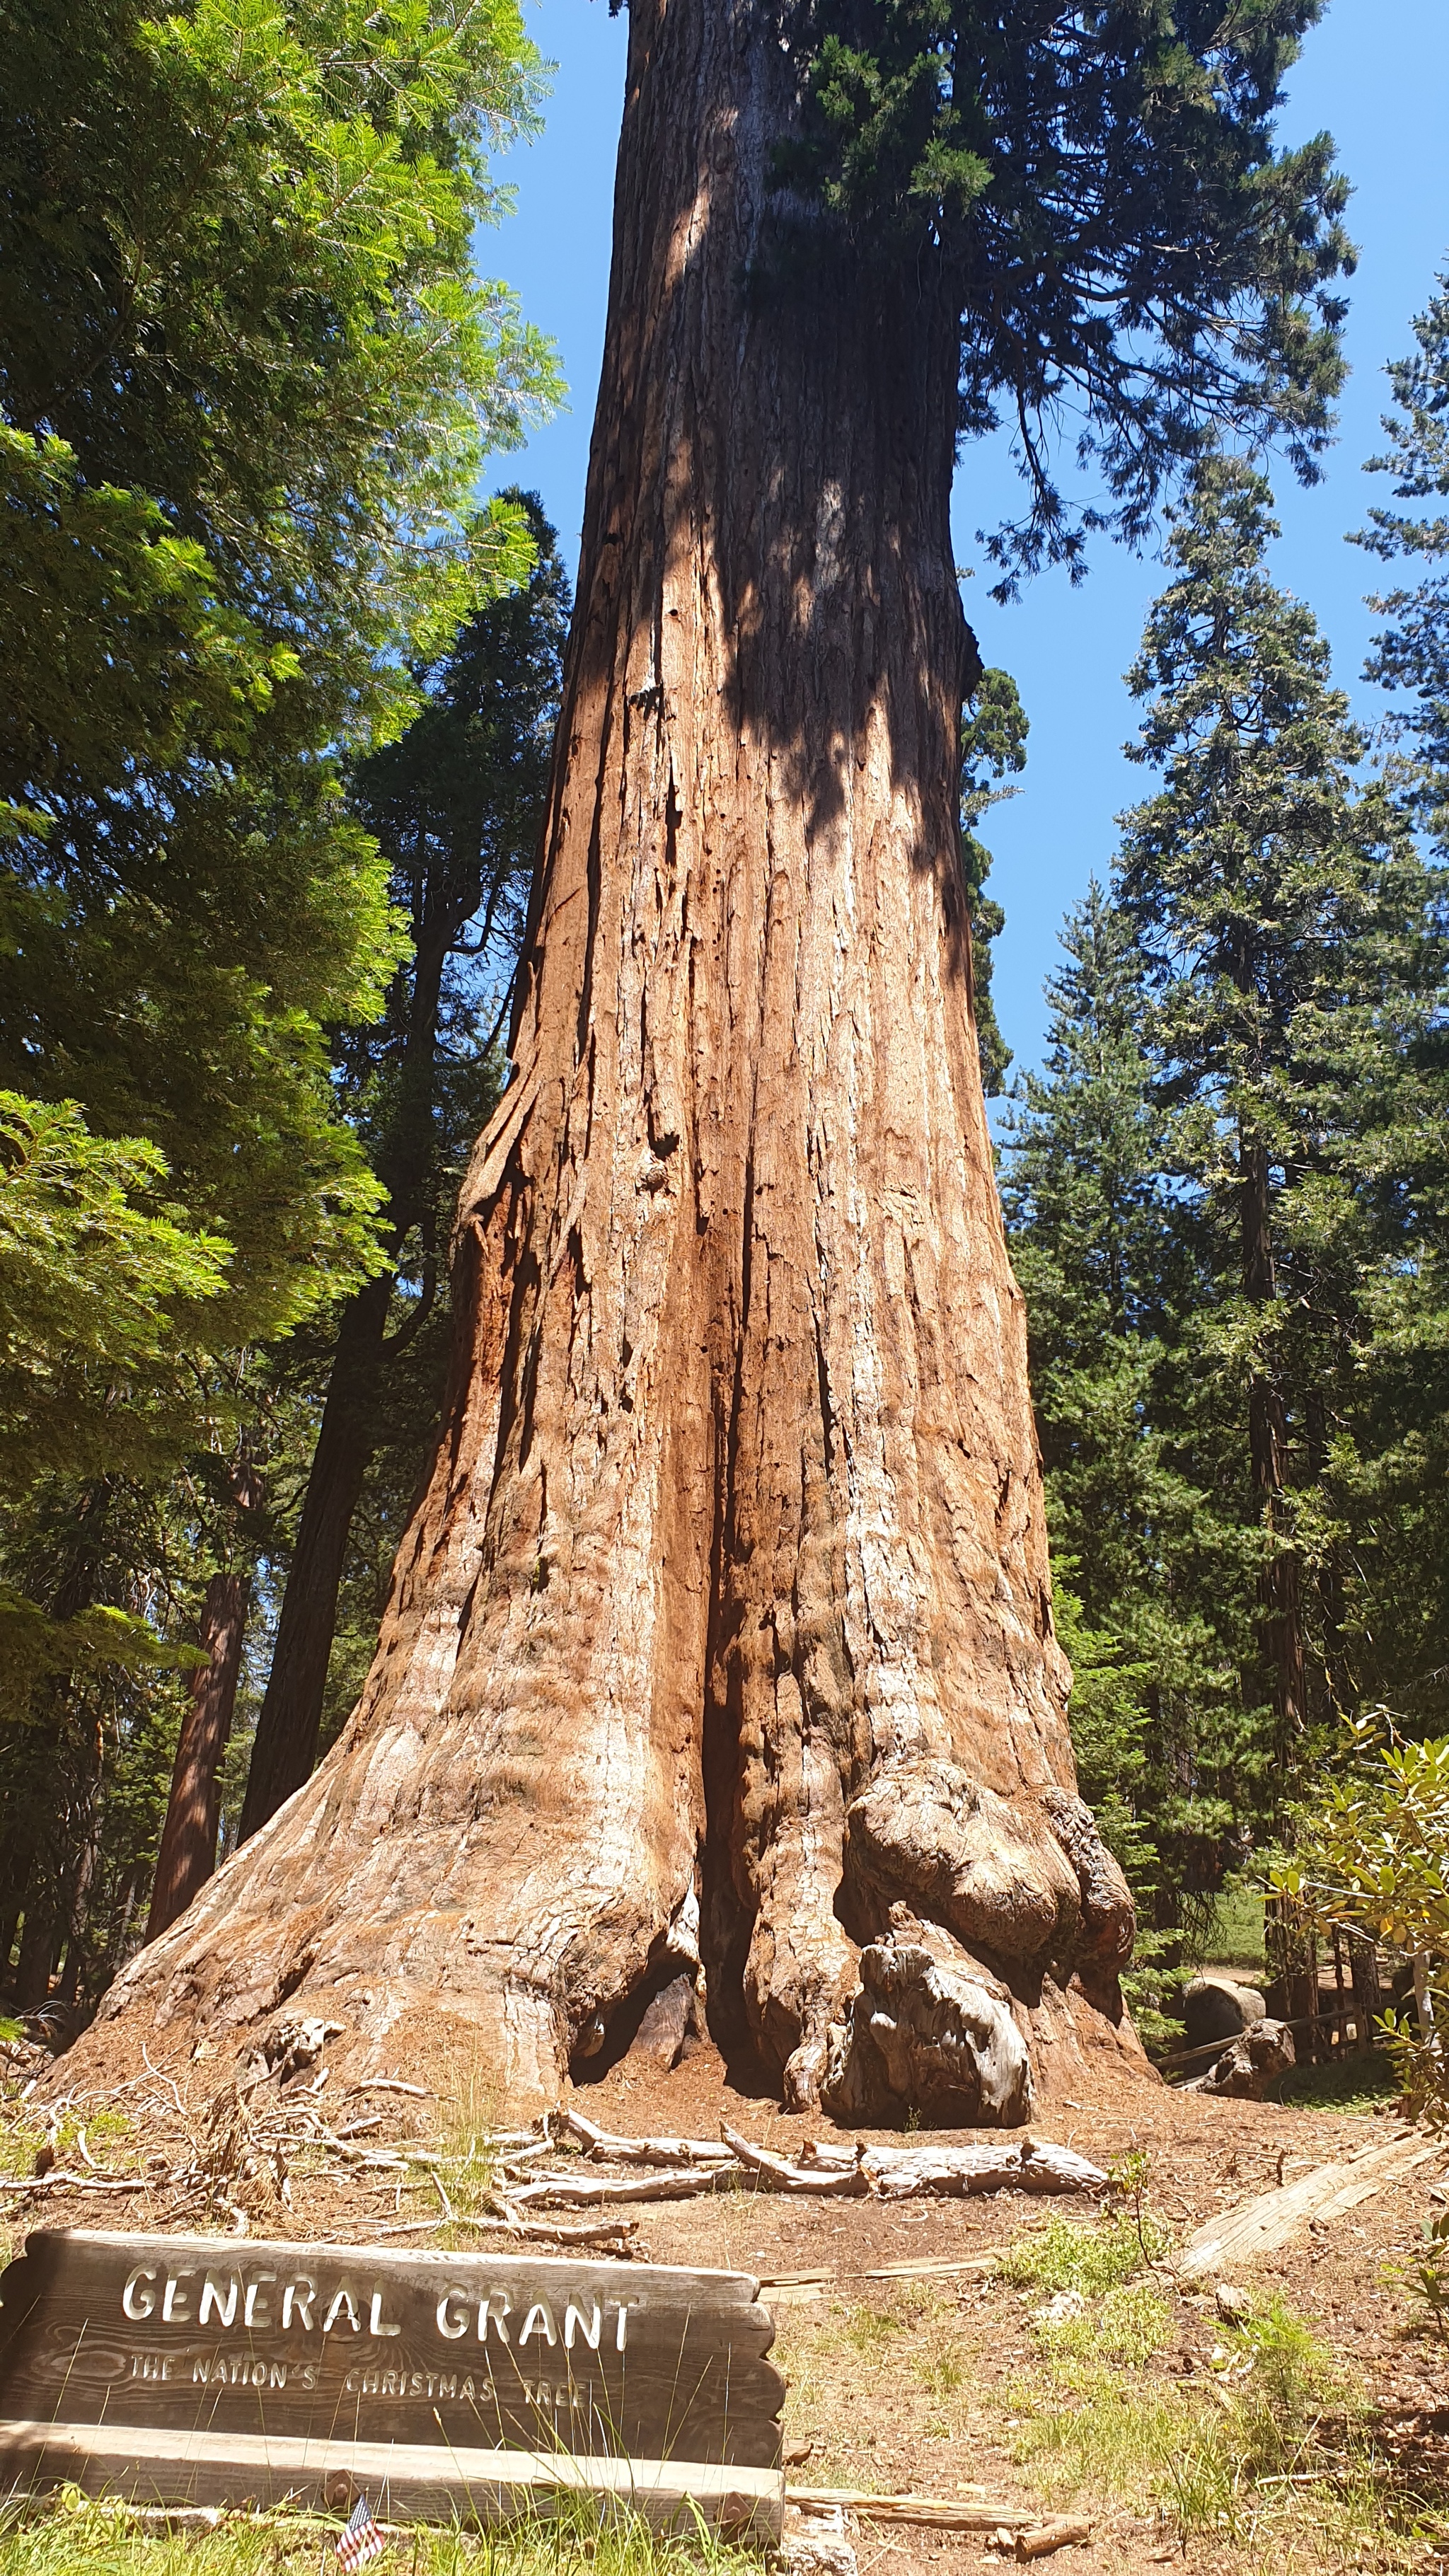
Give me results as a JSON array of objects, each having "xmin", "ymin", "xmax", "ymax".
[{"xmin": 0, "ymin": 2494, "xmax": 767, "ymax": 2576}]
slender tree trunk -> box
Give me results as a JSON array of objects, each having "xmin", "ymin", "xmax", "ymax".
[
  {"xmin": 238, "ymin": 927, "xmax": 453, "ymax": 1840},
  {"xmin": 147, "ymin": 1573, "xmax": 251, "ymax": 1941},
  {"xmin": 1349, "ymin": 1934, "xmax": 1382, "ymax": 2048},
  {"xmin": 1241, "ymin": 1134, "xmax": 1306, "ymax": 1767},
  {"xmin": 0, "ymin": 1838, "xmax": 28, "ymax": 1988},
  {"xmin": 238, "ymin": 1282, "xmax": 390, "ymax": 1838},
  {"xmin": 90, "ymin": 0, "xmax": 1139, "ymax": 2113},
  {"xmin": 13, "ymin": 1905, "xmax": 54, "ymax": 2010}
]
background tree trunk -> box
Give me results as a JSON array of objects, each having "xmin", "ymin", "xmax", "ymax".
[
  {"xmin": 89, "ymin": 0, "xmax": 1141, "ymax": 2113},
  {"xmin": 146, "ymin": 1573, "xmax": 250, "ymax": 1941},
  {"xmin": 240, "ymin": 923, "xmax": 453, "ymax": 1841},
  {"xmin": 1241, "ymin": 1133, "xmax": 1307, "ymax": 1766},
  {"xmin": 238, "ymin": 1282, "xmax": 391, "ymax": 1838}
]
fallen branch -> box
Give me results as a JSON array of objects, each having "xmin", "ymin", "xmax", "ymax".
[
  {"xmin": 788, "ymin": 2488, "xmax": 1032, "ymax": 2531},
  {"xmin": 863, "ymin": 2256, "xmax": 998, "ymax": 2281},
  {"xmin": 797, "ymin": 2141, "xmax": 858, "ymax": 2172},
  {"xmin": 553, "ymin": 2106, "xmax": 733, "ymax": 2166},
  {"xmin": 1015, "ymin": 2518, "xmax": 1092, "ymax": 2559},
  {"xmin": 346, "ymin": 2080, "xmax": 431, "ymax": 2100},
  {"xmin": 505, "ymin": 2162, "xmax": 738, "ymax": 2207},
  {"xmin": 720, "ymin": 2127, "xmax": 1104, "ymax": 2200},
  {"xmin": 374, "ymin": 2206, "xmax": 637, "ymax": 2250},
  {"xmin": 722, "ymin": 2125, "xmax": 867, "ymax": 2195},
  {"xmin": 0, "ymin": 2171, "xmax": 148, "ymax": 2194}
]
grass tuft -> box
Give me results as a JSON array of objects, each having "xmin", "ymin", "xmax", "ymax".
[
  {"xmin": 0, "ymin": 2491, "xmax": 768, "ymax": 2576},
  {"xmin": 1009, "ymin": 2274, "xmax": 1437, "ymax": 2565},
  {"xmin": 999, "ymin": 2202, "xmax": 1168, "ymax": 2299}
]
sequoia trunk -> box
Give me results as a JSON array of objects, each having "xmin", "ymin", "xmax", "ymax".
[{"xmin": 91, "ymin": 0, "xmax": 1141, "ymax": 2112}]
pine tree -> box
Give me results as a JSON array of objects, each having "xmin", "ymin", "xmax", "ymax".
[
  {"xmin": 1005, "ymin": 458, "xmax": 1448, "ymax": 1953},
  {"xmin": 1117, "ymin": 452, "xmax": 1443, "ymax": 1807},
  {"xmin": 1358, "ymin": 265, "xmax": 1449, "ymax": 841},
  {"xmin": 1000, "ymin": 884, "xmax": 1247, "ymax": 1924},
  {"xmin": 1332, "ymin": 266, "xmax": 1449, "ymax": 1724}
]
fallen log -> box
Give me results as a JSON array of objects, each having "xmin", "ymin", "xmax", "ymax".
[
  {"xmin": 722, "ymin": 2127, "xmax": 867, "ymax": 2195},
  {"xmin": 862, "ymin": 2138, "xmax": 1107, "ymax": 2197},
  {"xmin": 486, "ymin": 2127, "xmax": 1104, "ymax": 2210}
]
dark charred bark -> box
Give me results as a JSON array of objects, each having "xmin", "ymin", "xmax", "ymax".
[
  {"xmin": 91, "ymin": 0, "xmax": 1142, "ymax": 2117},
  {"xmin": 147, "ymin": 1573, "xmax": 251, "ymax": 1940}
]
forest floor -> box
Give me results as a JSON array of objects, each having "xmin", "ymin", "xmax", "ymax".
[{"xmin": 1, "ymin": 2031, "xmax": 1448, "ymax": 2576}]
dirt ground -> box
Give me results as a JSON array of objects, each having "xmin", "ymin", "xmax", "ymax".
[{"xmin": 4, "ymin": 2031, "xmax": 1448, "ymax": 2576}]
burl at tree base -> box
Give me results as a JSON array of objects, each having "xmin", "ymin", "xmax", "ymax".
[{"xmin": 91, "ymin": 0, "xmax": 1146, "ymax": 2119}]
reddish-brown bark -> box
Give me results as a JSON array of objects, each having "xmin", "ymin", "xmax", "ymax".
[
  {"xmin": 146, "ymin": 1573, "xmax": 250, "ymax": 1943},
  {"xmin": 93, "ymin": 0, "xmax": 1142, "ymax": 2113}
]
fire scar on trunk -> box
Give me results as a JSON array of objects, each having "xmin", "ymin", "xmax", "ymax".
[{"xmin": 85, "ymin": 0, "xmax": 1145, "ymax": 2121}]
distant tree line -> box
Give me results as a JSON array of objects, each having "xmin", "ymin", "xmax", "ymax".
[
  {"xmin": 0, "ymin": 0, "xmax": 561, "ymax": 2004},
  {"xmin": 1000, "ymin": 276, "xmax": 1449, "ymax": 2015}
]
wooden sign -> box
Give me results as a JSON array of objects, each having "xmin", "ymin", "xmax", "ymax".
[{"xmin": 0, "ymin": 2229, "xmax": 785, "ymax": 2534}]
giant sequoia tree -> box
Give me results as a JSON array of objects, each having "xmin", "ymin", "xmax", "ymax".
[{"xmin": 96, "ymin": 1, "xmax": 1352, "ymax": 2115}]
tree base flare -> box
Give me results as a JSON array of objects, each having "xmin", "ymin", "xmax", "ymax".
[
  {"xmin": 822, "ymin": 1932, "xmax": 1031, "ymax": 2126},
  {"xmin": 69, "ymin": 1760, "xmax": 1151, "ymax": 2126}
]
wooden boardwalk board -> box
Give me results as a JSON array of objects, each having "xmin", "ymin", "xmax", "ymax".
[
  {"xmin": 1177, "ymin": 2128, "xmax": 1445, "ymax": 2280},
  {"xmin": 0, "ymin": 2230, "xmax": 785, "ymax": 2534}
]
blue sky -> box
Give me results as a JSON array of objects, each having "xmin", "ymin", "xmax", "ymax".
[{"xmin": 485, "ymin": 0, "xmax": 1449, "ymax": 1080}]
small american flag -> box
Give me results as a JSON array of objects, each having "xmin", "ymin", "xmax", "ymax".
[{"xmin": 335, "ymin": 2494, "xmax": 384, "ymax": 2571}]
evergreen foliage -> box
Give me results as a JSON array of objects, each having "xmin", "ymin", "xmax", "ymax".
[
  {"xmin": 0, "ymin": 502, "xmax": 569, "ymax": 1995},
  {"xmin": 1357, "ymin": 267, "xmax": 1449, "ymax": 846},
  {"xmin": 0, "ymin": 0, "xmax": 558, "ymax": 1496},
  {"xmin": 777, "ymin": 1, "xmax": 1352, "ymax": 586},
  {"xmin": 960, "ymin": 666, "xmax": 1026, "ymax": 1094},
  {"xmin": 0, "ymin": 0, "xmax": 555, "ymax": 1997},
  {"xmin": 238, "ymin": 496, "xmax": 570, "ymax": 1831},
  {"xmin": 1005, "ymin": 454, "xmax": 1449, "ymax": 1927}
]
